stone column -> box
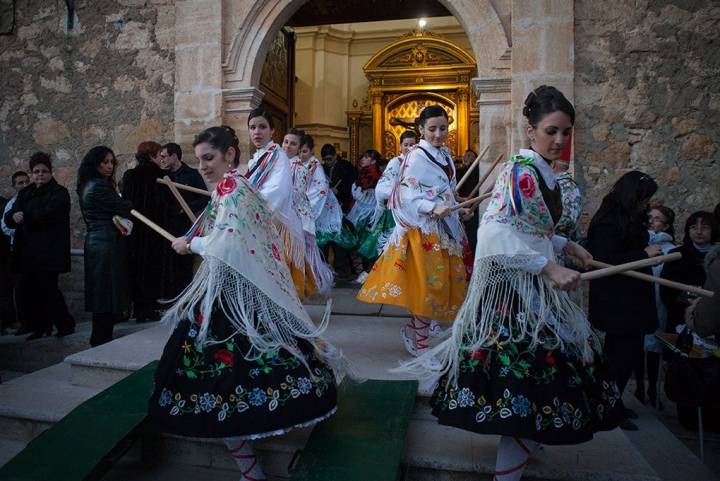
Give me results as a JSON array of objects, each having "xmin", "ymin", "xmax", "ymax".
[
  {"xmin": 221, "ymin": 87, "xmax": 265, "ymax": 166},
  {"xmin": 510, "ymin": 0, "xmax": 574, "ymax": 153},
  {"xmin": 174, "ymin": 0, "xmax": 224, "ymax": 149},
  {"xmin": 371, "ymin": 89, "xmax": 384, "ymax": 153},
  {"xmin": 472, "ymin": 77, "xmax": 511, "ymax": 162}
]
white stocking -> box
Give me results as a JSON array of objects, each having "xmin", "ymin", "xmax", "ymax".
[
  {"xmin": 493, "ymin": 436, "xmax": 537, "ymax": 481},
  {"xmin": 224, "ymin": 437, "xmax": 266, "ymax": 481}
]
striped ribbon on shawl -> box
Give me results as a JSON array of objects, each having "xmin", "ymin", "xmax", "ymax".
[{"xmin": 246, "ymin": 143, "xmax": 279, "ymax": 189}]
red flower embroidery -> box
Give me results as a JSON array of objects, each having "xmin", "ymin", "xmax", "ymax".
[
  {"xmin": 195, "ymin": 313, "xmax": 204, "ymax": 324},
  {"xmin": 255, "ymin": 213, "xmax": 260, "ymax": 220},
  {"xmin": 518, "ymin": 173, "xmax": 536, "ymax": 198},
  {"xmin": 470, "ymin": 349, "xmax": 487, "ymax": 362},
  {"xmin": 216, "ymin": 176, "xmax": 237, "ymax": 196},
  {"xmin": 422, "ymin": 241, "xmax": 434, "ymax": 252},
  {"xmin": 214, "ymin": 349, "xmax": 234, "ymax": 366},
  {"xmin": 271, "ymin": 243, "xmax": 281, "ymax": 261},
  {"xmin": 546, "ymin": 353, "xmax": 556, "ymax": 366},
  {"xmin": 319, "ymin": 190, "xmax": 326, "ymax": 195}
]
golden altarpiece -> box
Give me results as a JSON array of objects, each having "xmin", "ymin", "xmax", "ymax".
[{"xmin": 346, "ymin": 31, "xmax": 478, "ymax": 162}]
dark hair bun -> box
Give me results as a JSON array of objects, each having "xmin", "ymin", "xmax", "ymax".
[{"xmin": 523, "ymin": 85, "xmax": 575, "ymax": 126}]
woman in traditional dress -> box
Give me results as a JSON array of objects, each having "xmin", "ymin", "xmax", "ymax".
[
  {"xmin": 148, "ymin": 126, "xmax": 341, "ymax": 481},
  {"xmin": 409, "ymin": 87, "xmax": 624, "ymax": 481},
  {"xmin": 346, "ymin": 149, "xmax": 382, "ymax": 282},
  {"xmin": 284, "ymin": 128, "xmax": 333, "ymax": 295},
  {"xmin": 357, "ymin": 131, "xmax": 417, "ymax": 263},
  {"xmin": 245, "ymin": 108, "xmax": 312, "ymax": 299},
  {"xmin": 358, "ymin": 106, "xmax": 472, "ymax": 357}
]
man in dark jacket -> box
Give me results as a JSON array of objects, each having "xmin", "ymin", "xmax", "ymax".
[
  {"xmin": 321, "ymin": 144, "xmax": 356, "ymax": 214},
  {"xmin": 4, "ymin": 153, "xmax": 74, "ymax": 339},
  {"xmin": 160, "ymin": 142, "xmax": 208, "ymax": 296}
]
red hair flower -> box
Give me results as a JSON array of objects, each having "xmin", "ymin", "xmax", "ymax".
[
  {"xmin": 216, "ymin": 177, "xmax": 237, "ymax": 196},
  {"xmin": 214, "ymin": 349, "xmax": 234, "ymax": 366},
  {"xmin": 518, "ymin": 173, "xmax": 536, "ymax": 198}
]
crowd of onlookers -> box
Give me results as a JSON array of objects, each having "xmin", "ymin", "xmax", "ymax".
[{"xmin": 0, "ymin": 141, "xmax": 207, "ymax": 347}]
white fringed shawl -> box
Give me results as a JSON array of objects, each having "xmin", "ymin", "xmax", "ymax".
[
  {"xmin": 163, "ymin": 171, "xmax": 342, "ymax": 375},
  {"xmin": 398, "ymin": 153, "xmax": 601, "ymax": 388},
  {"xmin": 306, "ymin": 157, "xmax": 343, "ymax": 236}
]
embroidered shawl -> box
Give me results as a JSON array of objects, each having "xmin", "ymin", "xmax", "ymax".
[
  {"xmin": 389, "ymin": 139, "xmax": 465, "ymax": 251},
  {"xmin": 163, "ymin": 170, "xmax": 340, "ymax": 371},
  {"xmin": 307, "ymin": 156, "xmax": 343, "ymax": 235},
  {"xmin": 401, "ymin": 150, "xmax": 600, "ymax": 387}
]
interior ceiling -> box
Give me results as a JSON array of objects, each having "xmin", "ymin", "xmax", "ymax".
[{"xmin": 286, "ymin": 0, "xmax": 452, "ymax": 27}]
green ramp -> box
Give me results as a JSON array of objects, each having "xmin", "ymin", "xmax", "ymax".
[
  {"xmin": 290, "ymin": 378, "xmax": 418, "ymax": 481},
  {"xmin": 0, "ymin": 361, "xmax": 158, "ymax": 481}
]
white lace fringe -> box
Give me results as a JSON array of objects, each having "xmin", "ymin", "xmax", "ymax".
[
  {"xmin": 304, "ymin": 232, "xmax": 334, "ymax": 295},
  {"xmin": 162, "ymin": 257, "xmax": 348, "ymax": 382},
  {"xmin": 394, "ymin": 255, "xmax": 601, "ymax": 389}
]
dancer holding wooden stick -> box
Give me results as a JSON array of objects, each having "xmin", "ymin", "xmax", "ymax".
[
  {"xmin": 147, "ymin": 125, "xmax": 343, "ymax": 481},
  {"xmin": 402, "ymin": 86, "xmax": 624, "ymax": 481},
  {"xmin": 357, "ymin": 105, "xmax": 473, "ymax": 358}
]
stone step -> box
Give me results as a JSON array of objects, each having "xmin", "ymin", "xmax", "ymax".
[
  {"xmin": 0, "ymin": 320, "xmax": 154, "ymax": 374},
  {"xmin": 94, "ymin": 399, "xmax": 660, "ymax": 481},
  {"xmin": 0, "ymin": 362, "xmax": 100, "ymax": 443},
  {"xmin": 64, "ymin": 311, "xmax": 422, "ymax": 390}
]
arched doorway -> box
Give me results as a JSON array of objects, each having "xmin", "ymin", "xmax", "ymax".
[{"xmin": 173, "ymin": 0, "xmax": 574, "ymax": 163}]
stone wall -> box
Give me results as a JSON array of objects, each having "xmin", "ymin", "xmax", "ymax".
[
  {"xmin": 0, "ymin": 0, "xmax": 176, "ymax": 247},
  {"xmin": 574, "ymin": 0, "xmax": 720, "ymax": 233}
]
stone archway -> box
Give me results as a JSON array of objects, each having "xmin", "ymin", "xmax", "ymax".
[{"xmin": 173, "ymin": 0, "xmax": 574, "ymax": 162}]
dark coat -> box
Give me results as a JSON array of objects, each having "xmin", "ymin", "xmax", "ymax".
[
  {"xmin": 166, "ymin": 162, "xmax": 208, "ymax": 236},
  {"xmin": 323, "ymin": 158, "xmax": 356, "ymax": 213},
  {"xmin": 4, "ymin": 178, "xmax": 71, "ymax": 274},
  {"xmin": 586, "ymin": 214, "xmax": 658, "ymax": 335},
  {"xmin": 660, "ymin": 244, "xmax": 708, "ymax": 333},
  {"xmin": 79, "ymin": 178, "xmax": 133, "ymax": 315},
  {"xmin": 693, "ymin": 245, "xmax": 720, "ymax": 338},
  {"xmin": 121, "ymin": 161, "xmax": 176, "ymax": 303}
]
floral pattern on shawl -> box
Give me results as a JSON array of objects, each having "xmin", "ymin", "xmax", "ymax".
[
  {"xmin": 290, "ymin": 157, "xmax": 316, "ymax": 234},
  {"xmin": 483, "ymin": 156, "xmax": 555, "ymax": 240},
  {"xmin": 554, "ymin": 172, "xmax": 582, "ymax": 240}
]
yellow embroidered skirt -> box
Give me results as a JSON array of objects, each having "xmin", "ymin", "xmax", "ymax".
[
  {"xmin": 287, "ymin": 258, "xmax": 317, "ymax": 301},
  {"xmin": 357, "ymin": 229, "xmax": 468, "ymax": 322}
]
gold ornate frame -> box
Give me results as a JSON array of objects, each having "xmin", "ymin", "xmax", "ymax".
[{"xmin": 347, "ymin": 30, "xmax": 477, "ymax": 160}]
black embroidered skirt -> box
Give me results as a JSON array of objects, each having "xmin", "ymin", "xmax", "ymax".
[
  {"xmin": 148, "ymin": 311, "xmax": 337, "ymax": 439},
  {"xmin": 431, "ymin": 340, "xmax": 625, "ymax": 445}
]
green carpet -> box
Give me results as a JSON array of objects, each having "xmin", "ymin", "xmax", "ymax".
[
  {"xmin": 0, "ymin": 361, "xmax": 157, "ymax": 481},
  {"xmin": 290, "ymin": 379, "xmax": 418, "ymax": 481}
]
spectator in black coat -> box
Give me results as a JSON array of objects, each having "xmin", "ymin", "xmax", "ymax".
[
  {"xmin": 121, "ymin": 141, "xmax": 175, "ymax": 322},
  {"xmin": 660, "ymin": 211, "xmax": 718, "ymax": 333},
  {"xmin": 160, "ymin": 142, "xmax": 208, "ymax": 297},
  {"xmin": 321, "ymin": 144, "xmax": 356, "ymax": 214},
  {"xmin": 586, "ymin": 171, "xmax": 660, "ymax": 430},
  {"xmin": 77, "ymin": 146, "xmax": 133, "ymax": 347},
  {"xmin": 4, "ymin": 152, "xmax": 75, "ymax": 340}
]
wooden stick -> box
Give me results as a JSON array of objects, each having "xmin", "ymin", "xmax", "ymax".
[
  {"xmin": 454, "ymin": 145, "xmax": 489, "ymax": 194},
  {"xmin": 131, "ymin": 209, "xmax": 177, "ymax": 243},
  {"xmin": 447, "ymin": 191, "xmax": 493, "ymax": 213},
  {"xmin": 588, "ymin": 259, "xmax": 714, "ymax": 298},
  {"xmin": 333, "ymin": 179, "xmax": 342, "ymax": 190},
  {"xmin": 468, "ymin": 187, "xmax": 494, "ymax": 213},
  {"xmin": 469, "ymin": 153, "xmax": 504, "ymax": 197},
  {"xmin": 157, "ymin": 177, "xmax": 210, "ymax": 197},
  {"xmin": 580, "ymin": 252, "xmax": 681, "ymax": 281},
  {"xmin": 163, "ymin": 175, "xmax": 197, "ymax": 222}
]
